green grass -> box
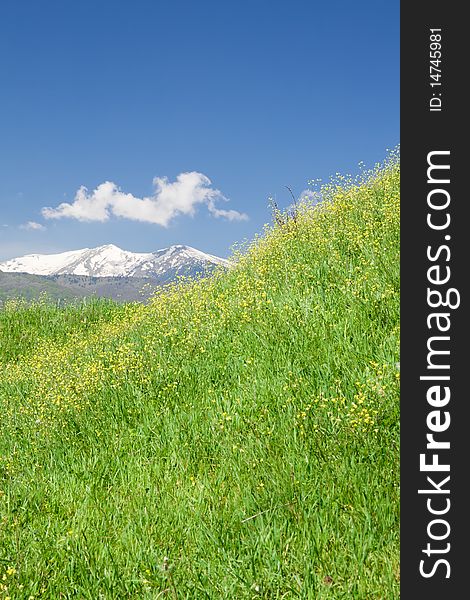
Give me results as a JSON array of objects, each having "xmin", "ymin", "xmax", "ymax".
[{"xmin": 0, "ymin": 155, "xmax": 400, "ymax": 599}]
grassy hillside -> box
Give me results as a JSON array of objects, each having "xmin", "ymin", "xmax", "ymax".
[
  {"xmin": 0, "ymin": 272, "xmax": 89, "ymax": 304},
  {"xmin": 0, "ymin": 155, "xmax": 400, "ymax": 599},
  {"xmin": 0, "ymin": 273, "xmax": 163, "ymax": 305}
]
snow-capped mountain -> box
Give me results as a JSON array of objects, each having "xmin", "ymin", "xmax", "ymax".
[{"xmin": 0, "ymin": 244, "xmax": 229, "ymax": 279}]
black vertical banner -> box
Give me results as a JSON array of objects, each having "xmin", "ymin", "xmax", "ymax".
[{"xmin": 401, "ymin": 2, "xmax": 466, "ymax": 598}]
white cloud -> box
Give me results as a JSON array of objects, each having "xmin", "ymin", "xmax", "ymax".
[
  {"xmin": 207, "ymin": 198, "xmax": 249, "ymax": 221},
  {"xmin": 20, "ymin": 221, "xmax": 46, "ymax": 231},
  {"xmin": 42, "ymin": 172, "xmax": 248, "ymax": 226}
]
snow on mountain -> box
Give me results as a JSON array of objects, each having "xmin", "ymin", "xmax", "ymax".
[{"xmin": 0, "ymin": 244, "xmax": 229, "ymax": 279}]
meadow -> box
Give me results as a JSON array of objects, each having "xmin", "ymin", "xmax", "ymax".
[{"xmin": 0, "ymin": 153, "xmax": 400, "ymax": 599}]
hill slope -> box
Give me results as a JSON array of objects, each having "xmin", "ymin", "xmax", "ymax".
[
  {"xmin": 0, "ymin": 155, "xmax": 400, "ymax": 598},
  {"xmin": 0, "ymin": 272, "xmax": 160, "ymax": 304}
]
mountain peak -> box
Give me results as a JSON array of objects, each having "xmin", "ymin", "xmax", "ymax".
[
  {"xmin": 98, "ymin": 243, "xmax": 121, "ymax": 251},
  {"xmin": 0, "ymin": 244, "xmax": 229, "ymax": 279}
]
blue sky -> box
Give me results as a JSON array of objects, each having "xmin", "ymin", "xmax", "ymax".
[{"xmin": 0, "ymin": 0, "xmax": 399, "ymax": 260}]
